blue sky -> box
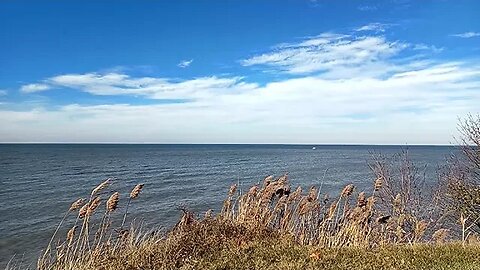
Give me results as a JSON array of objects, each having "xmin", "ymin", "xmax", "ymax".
[{"xmin": 0, "ymin": 0, "xmax": 479, "ymax": 144}]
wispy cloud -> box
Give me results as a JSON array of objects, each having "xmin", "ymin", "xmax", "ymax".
[
  {"xmin": 178, "ymin": 59, "xmax": 193, "ymax": 68},
  {"xmin": 358, "ymin": 5, "xmax": 377, "ymax": 11},
  {"xmin": 413, "ymin": 44, "xmax": 444, "ymax": 53},
  {"xmin": 355, "ymin": 23, "xmax": 390, "ymax": 32},
  {"xmin": 0, "ymin": 89, "xmax": 7, "ymax": 96},
  {"xmin": 21, "ymin": 73, "xmax": 257, "ymax": 100},
  {"xmin": 241, "ymin": 33, "xmax": 407, "ymax": 75},
  {"xmin": 451, "ymin": 32, "xmax": 480, "ymax": 38},
  {"xmin": 20, "ymin": 83, "xmax": 51, "ymax": 93}
]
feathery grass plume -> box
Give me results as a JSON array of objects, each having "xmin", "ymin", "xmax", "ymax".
[
  {"xmin": 414, "ymin": 220, "xmax": 429, "ymax": 241},
  {"xmin": 121, "ymin": 184, "xmax": 145, "ymax": 228},
  {"xmin": 69, "ymin": 198, "xmax": 86, "ymax": 211},
  {"xmin": 222, "ymin": 184, "xmax": 238, "ymax": 219},
  {"xmin": 247, "ymin": 185, "xmax": 258, "ymax": 196},
  {"xmin": 228, "ymin": 183, "xmax": 237, "ymax": 197},
  {"xmin": 263, "ymin": 175, "xmax": 274, "ymax": 188},
  {"xmin": 87, "ymin": 196, "xmax": 101, "ymax": 216},
  {"xmin": 326, "ymin": 200, "xmax": 337, "ymax": 220},
  {"xmin": 298, "ymin": 196, "xmax": 313, "ymax": 216},
  {"xmin": 277, "ymin": 173, "xmax": 288, "ymax": 184},
  {"xmin": 393, "ymin": 193, "xmax": 402, "ymax": 211},
  {"xmin": 178, "ymin": 209, "xmax": 196, "ymax": 229},
  {"xmin": 308, "ymin": 186, "xmax": 318, "ymax": 201},
  {"xmin": 323, "ymin": 193, "xmax": 329, "ymax": 204},
  {"xmin": 91, "ymin": 178, "xmax": 111, "ymax": 197},
  {"xmin": 96, "ymin": 192, "xmax": 120, "ymax": 250},
  {"xmin": 259, "ymin": 181, "xmax": 279, "ymax": 204},
  {"xmin": 272, "ymin": 195, "xmax": 288, "ymax": 214},
  {"xmin": 130, "ymin": 184, "xmax": 144, "ymax": 199},
  {"xmin": 432, "ymin": 228, "xmax": 449, "ymax": 243},
  {"xmin": 42, "ymin": 197, "xmax": 85, "ymax": 261},
  {"xmin": 67, "ymin": 226, "xmax": 77, "ymax": 246},
  {"xmin": 366, "ymin": 196, "xmax": 375, "ymax": 211},
  {"xmin": 79, "ymin": 204, "xmax": 88, "ymax": 218},
  {"xmin": 374, "ymin": 177, "xmax": 383, "ymax": 191},
  {"xmin": 288, "ymin": 186, "xmax": 302, "ymax": 203},
  {"xmin": 204, "ymin": 209, "xmax": 213, "ymax": 219},
  {"xmin": 357, "ymin": 192, "xmax": 366, "ymax": 208},
  {"xmin": 341, "ymin": 184, "xmax": 354, "ymax": 197},
  {"xmin": 106, "ymin": 192, "xmax": 120, "ymax": 212}
]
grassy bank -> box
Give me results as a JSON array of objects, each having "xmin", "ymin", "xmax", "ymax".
[
  {"xmin": 37, "ymin": 218, "xmax": 480, "ymax": 269},
  {"xmin": 31, "ymin": 168, "xmax": 480, "ymax": 270}
]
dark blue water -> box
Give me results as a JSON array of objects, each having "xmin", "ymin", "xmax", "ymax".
[{"xmin": 0, "ymin": 144, "xmax": 456, "ymax": 267}]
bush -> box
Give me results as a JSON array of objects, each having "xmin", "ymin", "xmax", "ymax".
[{"xmin": 438, "ymin": 114, "xmax": 480, "ymax": 238}]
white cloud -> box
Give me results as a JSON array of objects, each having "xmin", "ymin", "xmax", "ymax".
[
  {"xmin": 20, "ymin": 73, "xmax": 257, "ymax": 100},
  {"xmin": 451, "ymin": 32, "xmax": 480, "ymax": 38},
  {"xmin": 355, "ymin": 23, "xmax": 390, "ymax": 32},
  {"xmin": 3, "ymin": 61, "xmax": 480, "ymax": 143},
  {"xmin": 0, "ymin": 89, "xmax": 7, "ymax": 96},
  {"xmin": 20, "ymin": 83, "xmax": 51, "ymax": 93},
  {"xmin": 241, "ymin": 33, "xmax": 408, "ymax": 75},
  {"xmin": 412, "ymin": 44, "xmax": 443, "ymax": 53},
  {"xmin": 5, "ymin": 28, "xmax": 480, "ymax": 143},
  {"xmin": 178, "ymin": 59, "xmax": 193, "ymax": 68}
]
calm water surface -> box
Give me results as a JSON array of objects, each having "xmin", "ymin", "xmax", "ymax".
[{"xmin": 0, "ymin": 144, "xmax": 456, "ymax": 267}]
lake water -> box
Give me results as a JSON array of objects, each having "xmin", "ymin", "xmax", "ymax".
[{"xmin": 0, "ymin": 144, "xmax": 457, "ymax": 268}]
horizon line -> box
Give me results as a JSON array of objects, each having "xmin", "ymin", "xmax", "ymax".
[{"xmin": 0, "ymin": 142, "xmax": 459, "ymax": 147}]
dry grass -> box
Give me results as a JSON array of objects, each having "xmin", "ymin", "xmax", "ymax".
[
  {"xmin": 29, "ymin": 165, "xmax": 480, "ymax": 270},
  {"xmin": 36, "ymin": 180, "xmax": 144, "ymax": 270}
]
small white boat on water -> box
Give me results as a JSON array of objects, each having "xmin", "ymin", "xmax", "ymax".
[{"xmin": 312, "ymin": 146, "xmax": 316, "ymax": 150}]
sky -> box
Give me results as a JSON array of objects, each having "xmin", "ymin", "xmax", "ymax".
[{"xmin": 0, "ymin": 0, "xmax": 479, "ymax": 144}]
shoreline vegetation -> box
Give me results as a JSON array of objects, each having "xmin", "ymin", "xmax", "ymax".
[{"xmin": 7, "ymin": 115, "xmax": 480, "ymax": 270}]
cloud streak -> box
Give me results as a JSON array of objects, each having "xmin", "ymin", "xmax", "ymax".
[
  {"xmin": 240, "ymin": 33, "xmax": 407, "ymax": 75},
  {"xmin": 355, "ymin": 23, "xmax": 390, "ymax": 32},
  {"xmin": 451, "ymin": 32, "xmax": 480, "ymax": 38},
  {"xmin": 21, "ymin": 73, "xmax": 257, "ymax": 100},
  {"xmin": 20, "ymin": 83, "xmax": 51, "ymax": 93},
  {"xmin": 178, "ymin": 59, "xmax": 193, "ymax": 68}
]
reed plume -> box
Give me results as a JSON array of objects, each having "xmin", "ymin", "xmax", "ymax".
[
  {"xmin": 91, "ymin": 178, "xmax": 111, "ymax": 197},
  {"xmin": 79, "ymin": 204, "xmax": 88, "ymax": 218},
  {"xmin": 205, "ymin": 209, "xmax": 213, "ymax": 219},
  {"xmin": 247, "ymin": 185, "xmax": 258, "ymax": 196},
  {"xmin": 130, "ymin": 184, "xmax": 144, "ymax": 199},
  {"xmin": 432, "ymin": 228, "xmax": 449, "ymax": 243},
  {"xmin": 107, "ymin": 192, "xmax": 120, "ymax": 212},
  {"xmin": 326, "ymin": 201, "xmax": 337, "ymax": 220},
  {"xmin": 414, "ymin": 220, "xmax": 429, "ymax": 242},
  {"xmin": 228, "ymin": 183, "xmax": 237, "ymax": 197},
  {"xmin": 69, "ymin": 198, "xmax": 86, "ymax": 211},
  {"xmin": 357, "ymin": 192, "xmax": 366, "ymax": 208},
  {"xmin": 67, "ymin": 226, "xmax": 77, "ymax": 246},
  {"xmin": 87, "ymin": 196, "xmax": 101, "ymax": 216},
  {"xmin": 341, "ymin": 184, "xmax": 354, "ymax": 197},
  {"xmin": 122, "ymin": 184, "xmax": 145, "ymax": 228},
  {"xmin": 393, "ymin": 193, "xmax": 402, "ymax": 212},
  {"xmin": 374, "ymin": 177, "xmax": 383, "ymax": 192}
]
